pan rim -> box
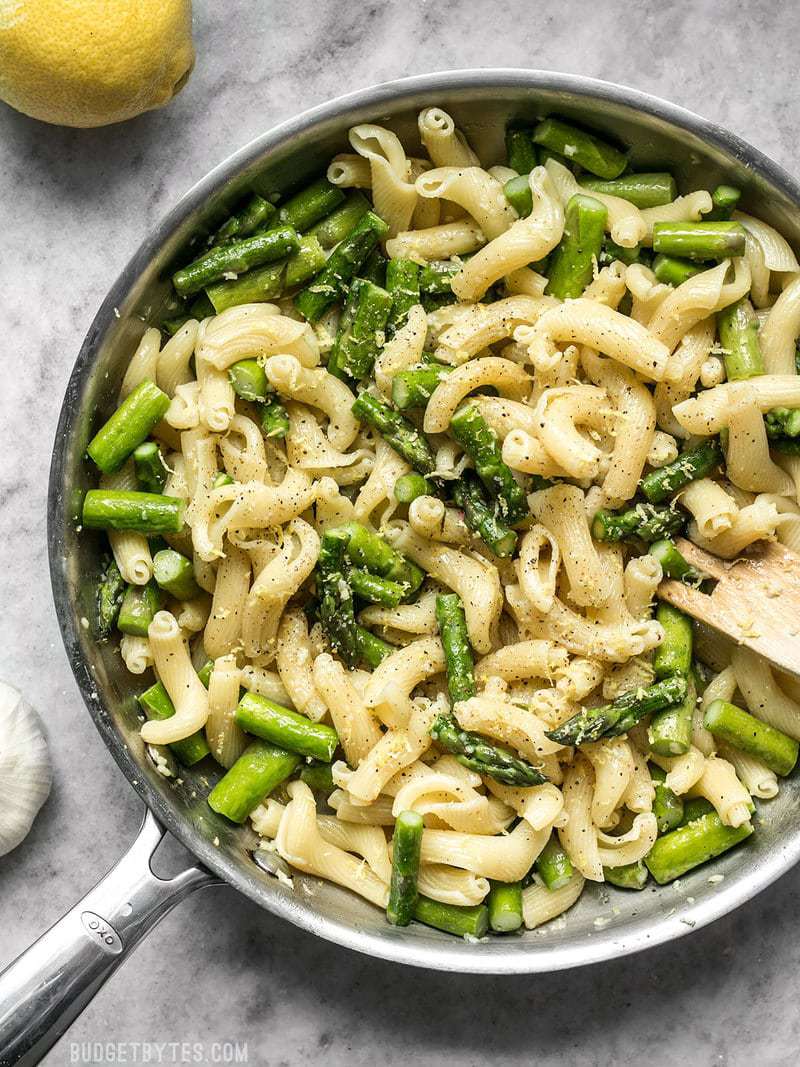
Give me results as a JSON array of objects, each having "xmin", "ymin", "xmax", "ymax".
[{"xmin": 48, "ymin": 67, "xmax": 800, "ymax": 974}]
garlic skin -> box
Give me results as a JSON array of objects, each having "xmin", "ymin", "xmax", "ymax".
[{"xmin": 0, "ymin": 681, "xmax": 52, "ymax": 857}]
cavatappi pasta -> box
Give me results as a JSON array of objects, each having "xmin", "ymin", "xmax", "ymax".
[{"xmin": 82, "ymin": 108, "xmax": 800, "ymax": 942}]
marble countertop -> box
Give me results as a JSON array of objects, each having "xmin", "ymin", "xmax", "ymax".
[{"xmin": 2, "ymin": 2, "xmax": 799, "ymax": 1063}]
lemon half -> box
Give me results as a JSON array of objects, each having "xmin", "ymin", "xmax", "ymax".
[{"xmin": 0, "ymin": 0, "xmax": 194, "ymax": 127}]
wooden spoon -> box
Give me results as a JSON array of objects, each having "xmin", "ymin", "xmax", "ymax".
[{"xmin": 658, "ymin": 538, "xmax": 800, "ymax": 679}]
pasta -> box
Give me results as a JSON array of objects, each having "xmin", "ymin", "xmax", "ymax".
[
  {"xmin": 417, "ymin": 107, "xmax": 479, "ymax": 167},
  {"xmin": 363, "ymin": 636, "xmax": 446, "ymax": 728},
  {"xmin": 120, "ymin": 327, "xmax": 162, "ymax": 398},
  {"xmin": 140, "ymin": 611, "xmax": 209, "ymax": 744},
  {"xmin": 205, "ymin": 654, "xmax": 248, "ymax": 768},
  {"xmin": 349, "ymin": 124, "xmax": 418, "ymax": 236},
  {"xmin": 648, "ymin": 259, "xmax": 751, "ymax": 352},
  {"xmin": 519, "ymin": 299, "xmax": 670, "ymax": 380},
  {"xmin": 450, "ymin": 167, "xmax": 564, "ymax": 301},
  {"xmin": 120, "ymin": 634, "xmax": 153, "ymax": 675},
  {"xmin": 101, "ymin": 463, "xmax": 153, "ymax": 584},
  {"xmin": 415, "ymin": 166, "xmax": 517, "ymax": 241},
  {"xmin": 530, "ymin": 484, "xmax": 614, "ymax": 607},
  {"xmin": 156, "ymin": 320, "xmax": 199, "ymax": 397},
  {"xmin": 385, "ymin": 219, "xmax": 486, "ymax": 261},
  {"xmin": 86, "ymin": 104, "xmax": 797, "ymax": 944},
  {"xmin": 544, "ymin": 157, "xmax": 646, "ymax": 247},
  {"xmin": 433, "ymin": 295, "xmax": 553, "ymax": 365}
]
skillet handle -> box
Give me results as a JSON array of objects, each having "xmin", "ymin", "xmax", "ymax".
[{"xmin": 0, "ymin": 808, "xmax": 220, "ymax": 1066}]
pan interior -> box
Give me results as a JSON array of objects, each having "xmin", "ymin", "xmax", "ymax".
[{"xmin": 48, "ymin": 70, "xmax": 800, "ymax": 974}]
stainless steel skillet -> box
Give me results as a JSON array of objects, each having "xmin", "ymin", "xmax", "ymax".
[{"xmin": 2, "ymin": 68, "xmax": 800, "ymax": 1066}]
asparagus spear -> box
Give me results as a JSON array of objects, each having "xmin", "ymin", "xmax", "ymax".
[
  {"xmin": 639, "ymin": 439, "xmax": 723, "ymax": 504},
  {"xmin": 82, "ymin": 490, "xmax": 185, "ymax": 534},
  {"xmin": 579, "ymin": 172, "xmax": 677, "ymax": 208},
  {"xmin": 392, "ymin": 364, "xmax": 453, "ymax": 410},
  {"xmin": 332, "ymin": 521, "xmax": 424, "ymax": 592},
  {"xmin": 648, "ymin": 539, "xmax": 703, "ymax": 585},
  {"xmin": 387, "ymin": 810, "xmax": 424, "ymax": 927},
  {"xmin": 650, "ymin": 763, "xmax": 685, "ymax": 834},
  {"xmin": 535, "ymin": 835, "xmax": 574, "ymax": 890},
  {"xmin": 206, "ymin": 262, "xmax": 284, "ymax": 313},
  {"xmin": 295, "ymin": 211, "xmax": 389, "ymax": 322},
  {"xmin": 278, "ymin": 177, "xmax": 346, "ymax": 233},
  {"xmin": 87, "ymin": 380, "xmax": 171, "ymax": 474},
  {"xmin": 599, "ymin": 238, "xmax": 643, "ymax": 266},
  {"xmin": 430, "ymin": 714, "xmax": 547, "ymax": 786},
  {"xmin": 503, "ymin": 174, "xmax": 532, "ymax": 218},
  {"xmin": 328, "ymin": 278, "xmax": 393, "ymax": 381},
  {"xmin": 356, "ymin": 626, "xmax": 394, "ymax": 669},
  {"xmin": 204, "ymin": 236, "xmax": 326, "ymax": 309},
  {"xmin": 229, "ymin": 359, "xmax": 269, "ymax": 402},
  {"xmin": 652, "ymin": 254, "xmax": 704, "ymax": 287},
  {"xmin": 235, "ymin": 692, "xmax": 339, "ymax": 762},
  {"xmin": 306, "ymin": 191, "xmax": 370, "ymax": 249},
  {"xmin": 360, "ymin": 247, "xmax": 387, "ymax": 287},
  {"xmin": 160, "ymin": 314, "xmax": 192, "ymax": 336},
  {"xmin": 717, "ymin": 298, "xmax": 764, "ymax": 380},
  {"xmin": 546, "ymin": 676, "xmax": 689, "ymax": 746},
  {"xmin": 545, "ymin": 194, "xmax": 608, "ymax": 300},
  {"xmin": 591, "ymin": 502, "xmax": 685, "ymax": 543},
  {"xmin": 284, "ymin": 235, "xmax": 327, "ymax": 290},
  {"xmin": 133, "ymin": 441, "xmax": 168, "ymax": 494},
  {"xmin": 327, "ymin": 282, "xmax": 359, "ymax": 377},
  {"xmin": 208, "ymin": 740, "xmax": 300, "ymax": 823},
  {"xmin": 768, "ymin": 436, "xmax": 800, "ymax": 456},
  {"xmin": 449, "ymin": 404, "xmax": 528, "ymax": 523},
  {"xmin": 386, "ymin": 257, "xmax": 421, "ymax": 335},
  {"xmin": 603, "ymin": 861, "xmax": 649, "ymax": 890},
  {"xmin": 435, "ymin": 593, "xmax": 477, "ymax": 705},
  {"xmin": 651, "ymin": 221, "xmax": 746, "ymax": 261},
  {"xmin": 196, "ymin": 659, "xmax": 215, "ymax": 687},
  {"xmin": 260, "ymin": 398, "xmax": 290, "ymax": 439},
  {"xmin": 117, "ymin": 581, "xmax": 163, "ymax": 637},
  {"xmin": 214, "ymin": 193, "xmax": 276, "ymax": 245},
  {"xmin": 96, "ymin": 558, "xmax": 126, "ymax": 639},
  {"xmin": 452, "ymin": 473, "xmax": 518, "ymax": 558},
  {"xmin": 393, "ymin": 472, "xmax": 433, "ymax": 503},
  {"xmin": 413, "ymin": 895, "xmax": 489, "ymax": 938},
  {"xmin": 205, "ymin": 235, "xmax": 324, "ymax": 310},
  {"xmin": 765, "ymin": 407, "xmax": 800, "ymax": 439},
  {"xmin": 649, "ymin": 601, "xmax": 695, "ymax": 755},
  {"xmin": 188, "ymin": 292, "xmax": 216, "ymax": 319},
  {"xmin": 653, "ymin": 602, "xmax": 693, "ymax": 679},
  {"xmin": 316, "ymin": 529, "xmax": 360, "ymax": 668},
  {"xmin": 419, "ymin": 259, "xmax": 462, "ymax": 297},
  {"xmin": 532, "ymin": 118, "xmax": 627, "ymax": 179},
  {"xmin": 691, "ymin": 662, "xmax": 711, "ymax": 698},
  {"xmin": 152, "ymin": 548, "xmax": 200, "ymax": 602},
  {"xmin": 299, "ymin": 762, "xmax": 335, "ymax": 793},
  {"xmin": 173, "ymin": 226, "xmax": 300, "ymax": 296},
  {"xmin": 487, "ymin": 880, "xmax": 524, "ymax": 932},
  {"xmin": 645, "ymin": 811, "xmax": 753, "ymax": 885},
  {"xmin": 139, "ymin": 684, "xmax": 210, "ymax": 767},
  {"xmin": 677, "ymin": 797, "xmax": 715, "ymax": 826},
  {"xmin": 705, "ymin": 184, "xmax": 742, "ymax": 221},
  {"xmin": 348, "ymin": 567, "xmax": 406, "ymax": 608},
  {"xmin": 649, "ymin": 672, "xmax": 696, "ymax": 757},
  {"xmin": 704, "ymin": 699, "xmax": 799, "ymax": 776},
  {"xmin": 505, "ymin": 125, "xmax": 538, "ymax": 174},
  {"xmin": 351, "ymin": 392, "xmax": 437, "ymax": 476}
]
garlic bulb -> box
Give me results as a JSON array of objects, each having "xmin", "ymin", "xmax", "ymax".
[{"xmin": 0, "ymin": 681, "xmax": 52, "ymax": 857}]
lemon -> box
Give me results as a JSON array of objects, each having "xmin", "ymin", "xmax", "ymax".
[{"xmin": 0, "ymin": 0, "xmax": 194, "ymax": 127}]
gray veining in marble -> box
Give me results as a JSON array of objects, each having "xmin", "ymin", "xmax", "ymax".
[{"xmin": 2, "ymin": 1, "xmax": 800, "ymax": 1064}]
